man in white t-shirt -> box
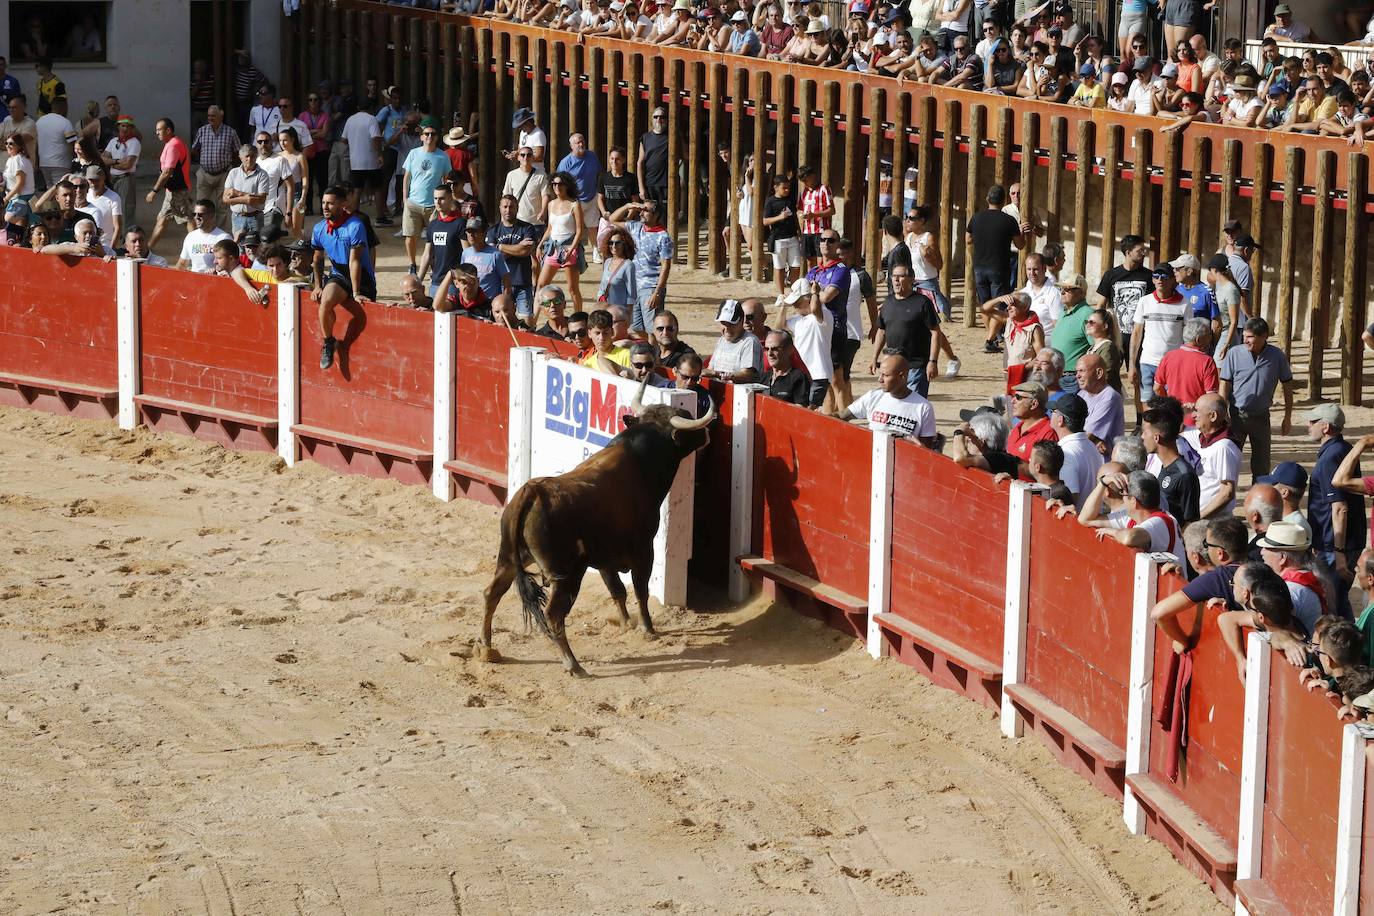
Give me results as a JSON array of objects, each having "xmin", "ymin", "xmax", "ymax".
[
  {"xmin": 507, "ymin": 107, "xmax": 548, "ymax": 172},
  {"xmin": 341, "ymin": 106, "xmax": 387, "ymax": 224},
  {"xmin": 253, "ymin": 130, "xmax": 296, "ymax": 242},
  {"xmin": 175, "ymin": 199, "xmax": 230, "ymax": 273},
  {"xmin": 1088, "ymin": 470, "xmax": 1184, "ymax": 566},
  {"xmin": 1021, "ymin": 251, "xmax": 1062, "ymax": 332},
  {"xmin": 1049, "ymin": 393, "xmax": 1103, "ymax": 510},
  {"xmin": 840, "ymin": 352, "xmax": 937, "ymax": 446},
  {"xmin": 81, "ymin": 164, "xmax": 123, "ymax": 244},
  {"xmin": 1181, "ymin": 392, "xmax": 1241, "ymax": 519},
  {"xmin": 101, "ymin": 116, "xmax": 141, "ymax": 223},
  {"xmin": 1129, "ymin": 264, "xmax": 1188, "ymax": 398},
  {"xmin": 704, "ymin": 299, "xmax": 764, "ymax": 383},
  {"xmin": 778, "ymin": 276, "xmax": 834, "ymax": 409},
  {"xmin": 34, "ymin": 95, "xmax": 76, "ymax": 188},
  {"xmin": 1126, "ymin": 58, "xmax": 1159, "ymax": 116}
]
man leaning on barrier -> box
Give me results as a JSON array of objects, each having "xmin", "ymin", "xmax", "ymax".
[{"xmin": 1150, "ymin": 516, "xmax": 1249, "ymax": 654}]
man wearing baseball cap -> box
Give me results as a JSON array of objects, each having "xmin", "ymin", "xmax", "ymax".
[
  {"xmin": 727, "ymin": 10, "xmax": 761, "ymax": 56},
  {"xmin": 1128, "ymin": 262, "xmax": 1187, "ymax": 410},
  {"xmin": 1255, "ymin": 461, "xmax": 1312, "ymax": 542},
  {"xmin": 1263, "ymin": 3, "xmax": 1313, "ymax": 43},
  {"xmin": 1170, "ymin": 253, "xmax": 1218, "ymax": 331},
  {"xmin": 1050, "ymin": 271, "xmax": 1091, "ymax": 394},
  {"xmin": 704, "ymin": 299, "xmax": 763, "ymax": 383},
  {"xmin": 1070, "ymin": 64, "xmax": 1105, "ymax": 109},
  {"xmin": 1048, "ymin": 393, "xmax": 1102, "ymax": 510},
  {"xmin": 1306, "ymin": 403, "xmax": 1365, "ymax": 608},
  {"xmin": 1006, "ymin": 381, "xmax": 1059, "ymax": 478}
]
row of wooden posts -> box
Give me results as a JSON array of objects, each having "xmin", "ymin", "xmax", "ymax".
[{"xmin": 286, "ymin": 1, "xmax": 1370, "ymax": 406}]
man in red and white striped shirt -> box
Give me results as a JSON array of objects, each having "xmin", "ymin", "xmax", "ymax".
[{"xmin": 797, "ymin": 163, "xmax": 833, "ymax": 272}]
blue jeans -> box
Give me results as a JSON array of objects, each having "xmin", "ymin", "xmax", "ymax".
[
  {"xmin": 917, "ymin": 277, "xmax": 951, "ymax": 320},
  {"xmin": 512, "ymin": 284, "xmax": 534, "ymax": 318},
  {"xmin": 231, "ymin": 211, "xmax": 262, "ymax": 239},
  {"xmin": 906, "ymin": 364, "xmax": 930, "ymax": 398},
  {"xmin": 1138, "ymin": 362, "xmax": 1159, "ymax": 395}
]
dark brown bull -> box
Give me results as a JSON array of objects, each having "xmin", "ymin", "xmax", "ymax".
[{"xmin": 481, "ymin": 380, "xmax": 716, "ymax": 676}]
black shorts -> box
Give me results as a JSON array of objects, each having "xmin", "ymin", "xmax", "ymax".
[
  {"xmin": 801, "ymin": 233, "xmax": 822, "ymax": 258},
  {"xmin": 833, "ymin": 336, "xmax": 861, "ymax": 376},
  {"xmin": 807, "ymin": 379, "xmax": 829, "ymax": 409},
  {"xmin": 324, "ymin": 269, "xmax": 378, "ymax": 302},
  {"xmin": 351, "ymin": 168, "xmax": 383, "ymax": 191}
]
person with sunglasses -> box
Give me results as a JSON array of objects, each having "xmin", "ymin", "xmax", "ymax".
[
  {"xmin": 500, "ymin": 145, "xmax": 550, "ymax": 241},
  {"xmin": 759, "ymin": 329, "xmax": 810, "ymax": 406},
  {"xmin": 173, "ymin": 199, "xmax": 229, "ymax": 273},
  {"xmin": 399, "ymin": 122, "xmax": 450, "ymax": 274},
  {"xmin": 650, "ymin": 310, "xmax": 696, "ymax": 370},
  {"xmin": 530, "ymin": 285, "xmax": 570, "ymax": 339}
]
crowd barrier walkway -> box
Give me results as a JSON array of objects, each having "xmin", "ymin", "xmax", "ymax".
[{"xmin": 1, "ymin": 244, "xmax": 1371, "ymax": 914}]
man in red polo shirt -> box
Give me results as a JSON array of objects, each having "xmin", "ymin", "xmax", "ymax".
[
  {"xmin": 1006, "ymin": 380, "xmax": 1059, "ymax": 479},
  {"xmin": 1152, "ymin": 316, "xmax": 1218, "ymax": 425}
]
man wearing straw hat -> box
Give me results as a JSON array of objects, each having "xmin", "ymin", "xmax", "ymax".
[{"xmin": 443, "ymin": 124, "xmax": 480, "ymax": 199}]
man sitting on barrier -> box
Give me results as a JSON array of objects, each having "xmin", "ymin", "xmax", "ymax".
[
  {"xmin": 1216, "ymin": 562, "xmax": 1310, "ymax": 683},
  {"xmin": 761, "ymin": 329, "xmax": 810, "ymax": 407},
  {"xmin": 211, "ymin": 238, "xmax": 269, "ymax": 307},
  {"xmin": 311, "ymin": 185, "xmax": 376, "ymax": 371},
  {"xmin": 1151, "ymin": 516, "xmax": 1249, "ymax": 653},
  {"xmin": 1083, "ymin": 469, "xmax": 1184, "ymax": 566},
  {"xmin": 838, "ymin": 352, "xmax": 939, "ymax": 448}
]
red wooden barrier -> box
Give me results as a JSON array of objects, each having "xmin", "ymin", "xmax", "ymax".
[
  {"xmin": 1134, "ymin": 574, "xmax": 1247, "ymax": 902},
  {"xmin": 1361, "ymin": 757, "xmax": 1374, "ymax": 914},
  {"xmin": 1237, "ymin": 665, "xmax": 1346, "ymax": 913},
  {"xmin": 296, "ymin": 296, "xmax": 434, "ymax": 485},
  {"xmin": 1013, "ymin": 503, "xmax": 1136, "ymax": 797},
  {"xmin": 752, "ymin": 396, "xmax": 870, "ymax": 637},
  {"xmin": 137, "ymin": 265, "xmax": 277, "ymax": 451},
  {"xmin": 883, "ymin": 438, "xmax": 1007, "ymax": 710},
  {"xmin": 0, "ymin": 251, "xmax": 118, "ymax": 419}
]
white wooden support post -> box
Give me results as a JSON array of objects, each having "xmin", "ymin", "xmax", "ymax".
[
  {"xmin": 115, "ymin": 258, "xmax": 140, "ymax": 430},
  {"xmin": 1123, "ymin": 552, "xmax": 1160, "ymax": 835},
  {"xmin": 727, "ymin": 384, "xmax": 759, "ymax": 604},
  {"xmin": 505, "ymin": 346, "xmax": 538, "ymax": 502},
  {"xmin": 999, "ymin": 482, "xmax": 1034, "ymax": 739},
  {"xmin": 1235, "ymin": 631, "xmax": 1273, "ymax": 916},
  {"xmin": 1333, "ymin": 723, "xmax": 1369, "ymax": 916},
  {"xmin": 276, "ymin": 283, "xmax": 300, "ymax": 467},
  {"xmin": 431, "ymin": 310, "xmax": 457, "ymax": 501},
  {"xmin": 866, "ymin": 431, "xmax": 896, "ymax": 659}
]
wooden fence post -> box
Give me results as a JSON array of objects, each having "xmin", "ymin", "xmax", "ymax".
[
  {"xmin": 797, "ymin": 79, "xmax": 814, "ymax": 174},
  {"xmin": 962, "ymin": 102, "xmax": 983, "ymax": 329},
  {"xmin": 1072, "ymin": 119, "xmax": 1092, "ymax": 279},
  {"xmin": 1099, "ymin": 125, "xmax": 1122, "ymax": 278},
  {"xmin": 1130, "ymin": 128, "xmax": 1151, "ymax": 246},
  {"xmin": 686, "ymin": 61, "xmax": 702, "ymax": 271},
  {"xmin": 1342, "ymin": 152, "xmax": 1368, "ymax": 407},
  {"xmin": 842, "ymin": 82, "xmax": 862, "ymax": 254},
  {"xmin": 1218, "ymin": 138, "xmax": 1240, "ymax": 249},
  {"xmin": 864, "ymin": 87, "xmax": 884, "ymax": 281},
  {"xmin": 1044, "ymin": 116, "xmax": 1065, "ymax": 246},
  {"xmin": 665, "ymin": 59, "xmax": 683, "ymax": 255},
  {"xmin": 1158, "ymin": 128, "xmax": 1179, "ymax": 260},
  {"xmin": 1016, "ymin": 111, "xmax": 1038, "ymax": 287},
  {"xmin": 752, "ymin": 70, "xmax": 770, "ymax": 283},
  {"xmin": 1276, "ymin": 146, "xmax": 1301, "ymax": 353},
  {"xmin": 1187, "ymin": 134, "xmax": 1209, "ymax": 260},
  {"xmin": 1250, "ymin": 142, "xmax": 1271, "ymax": 319},
  {"xmin": 1308, "ymin": 151, "xmax": 1335, "ymax": 399},
  {"xmin": 890, "ymin": 92, "xmax": 908, "ymax": 216},
  {"xmin": 729, "ymin": 67, "xmax": 745, "ymax": 280},
  {"xmin": 916, "ymin": 96, "xmax": 935, "ymax": 208},
  {"xmin": 707, "ymin": 63, "xmax": 725, "ymax": 276}
]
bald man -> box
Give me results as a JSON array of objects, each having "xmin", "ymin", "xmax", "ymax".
[
  {"xmin": 399, "ymin": 272, "xmax": 428, "ymax": 309},
  {"xmin": 1182, "ymin": 392, "xmax": 1242, "ymax": 519},
  {"xmin": 1243, "ymin": 482, "xmax": 1284, "ymax": 558},
  {"xmin": 1075, "ymin": 351, "xmax": 1125, "ymax": 454}
]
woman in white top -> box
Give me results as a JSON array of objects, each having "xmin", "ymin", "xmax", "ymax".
[
  {"xmin": 906, "ymin": 206, "xmax": 950, "ymax": 319},
  {"xmin": 276, "ymin": 127, "xmax": 308, "ymax": 238},
  {"xmin": 937, "ymin": 0, "xmax": 971, "ymax": 50},
  {"xmin": 536, "ymin": 170, "xmax": 588, "ymax": 310},
  {"xmin": 3, "ymin": 136, "xmax": 33, "ymax": 204}
]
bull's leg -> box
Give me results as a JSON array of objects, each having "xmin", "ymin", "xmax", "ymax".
[
  {"xmin": 480, "ymin": 561, "xmax": 517, "ymax": 651},
  {"xmin": 544, "ymin": 576, "xmax": 588, "ymax": 677},
  {"xmin": 598, "ymin": 568, "xmax": 632, "ymax": 628},
  {"xmin": 630, "ymin": 555, "xmax": 656, "ymax": 637}
]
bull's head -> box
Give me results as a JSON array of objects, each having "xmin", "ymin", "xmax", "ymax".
[{"xmin": 626, "ymin": 378, "xmax": 717, "ymax": 452}]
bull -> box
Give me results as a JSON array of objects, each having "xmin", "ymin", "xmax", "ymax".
[{"xmin": 480, "ymin": 380, "xmax": 716, "ymax": 676}]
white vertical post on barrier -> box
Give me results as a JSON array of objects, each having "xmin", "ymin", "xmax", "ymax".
[
  {"xmin": 276, "ymin": 283, "xmax": 300, "ymax": 467},
  {"xmin": 866, "ymin": 431, "xmax": 896, "ymax": 659},
  {"xmin": 1333, "ymin": 723, "xmax": 1368, "ymax": 916},
  {"xmin": 727, "ymin": 384, "xmax": 758, "ymax": 604},
  {"xmin": 431, "ymin": 310, "xmax": 457, "ymax": 501},
  {"xmin": 1123, "ymin": 552, "xmax": 1160, "ymax": 835},
  {"xmin": 115, "ymin": 258, "xmax": 140, "ymax": 430},
  {"xmin": 999, "ymin": 482, "xmax": 1034, "ymax": 739},
  {"xmin": 1235, "ymin": 631, "xmax": 1272, "ymax": 915},
  {"xmin": 506, "ymin": 346, "xmax": 538, "ymax": 502}
]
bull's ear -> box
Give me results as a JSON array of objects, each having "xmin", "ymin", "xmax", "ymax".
[{"xmin": 622, "ymin": 414, "xmax": 638, "ymax": 427}]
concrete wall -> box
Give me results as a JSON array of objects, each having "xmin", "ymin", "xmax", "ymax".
[{"xmin": 0, "ymin": 0, "xmax": 281, "ymax": 174}]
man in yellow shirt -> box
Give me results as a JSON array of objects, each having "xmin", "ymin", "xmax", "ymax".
[
  {"xmin": 1277, "ymin": 77, "xmax": 1338, "ymax": 133},
  {"xmin": 1069, "ymin": 64, "xmax": 1106, "ymax": 109},
  {"xmin": 578, "ymin": 308, "xmax": 633, "ymax": 373}
]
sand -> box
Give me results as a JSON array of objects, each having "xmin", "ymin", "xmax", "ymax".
[{"xmin": 0, "ymin": 405, "xmax": 1226, "ymax": 915}]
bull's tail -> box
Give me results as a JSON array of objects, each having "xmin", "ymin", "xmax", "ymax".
[{"xmin": 504, "ymin": 485, "xmax": 554, "ymax": 639}]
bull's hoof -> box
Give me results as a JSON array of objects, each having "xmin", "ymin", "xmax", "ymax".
[
  {"xmin": 473, "ymin": 641, "xmax": 502, "ymax": 663},
  {"xmin": 639, "ymin": 627, "xmax": 659, "ymax": 640},
  {"xmin": 567, "ymin": 664, "xmax": 590, "ymax": 678},
  {"xmin": 606, "ymin": 614, "xmax": 631, "ymax": 629}
]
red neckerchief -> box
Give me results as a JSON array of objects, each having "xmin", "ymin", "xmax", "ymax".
[
  {"xmin": 324, "ymin": 212, "xmax": 350, "ymax": 235},
  {"xmin": 435, "ymin": 211, "xmax": 461, "ymax": 223},
  {"xmin": 643, "ymin": 223, "xmax": 666, "ymax": 233},
  {"xmin": 1197, "ymin": 424, "xmax": 1232, "ymax": 448},
  {"xmin": 1012, "ymin": 313, "xmax": 1041, "ymax": 332},
  {"xmin": 1154, "ymin": 291, "xmax": 1184, "ymax": 305},
  {"xmin": 816, "ymin": 258, "xmax": 842, "ymax": 270},
  {"xmin": 1280, "ymin": 568, "xmax": 1328, "ymax": 614},
  {"xmin": 1128, "ymin": 511, "xmax": 1177, "ymax": 554}
]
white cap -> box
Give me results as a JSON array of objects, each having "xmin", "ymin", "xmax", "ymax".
[
  {"xmin": 782, "ymin": 277, "xmax": 811, "ymax": 305},
  {"xmin": 730, "ymin": 9, "xmax": 748, "ymax": 21}
]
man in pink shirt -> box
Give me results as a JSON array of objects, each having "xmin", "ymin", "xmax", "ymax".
[
  {"xmin": 144, "ymin": 118, "xmax": 193, "ymax": 248},
  {"xmin": 1153, "ymin": 316, "xmax": 1218, "ymax": 425}
]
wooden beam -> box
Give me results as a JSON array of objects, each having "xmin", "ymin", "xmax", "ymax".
[
  {"xmin": 1307, "ymin": 150, "xmax": 1335, "ymax": 399},
  {"xmin": 1099, "ymin": 125, "xmax": 1121, "ymax": 279},
  {"xmin": 1342, "ymin": 151, "xmax": 1368, "ymax": 407},
  {"xmin": 961, "ymin": 102, "xmax": 982, "ymax": 329},
  {"xmin": 1276, "ymin": 146, "xmax": 1301, "ymax": 353},
  {"xmin": 1072, "ymin": 119, "xmax": 1092, "ymax": 279}
]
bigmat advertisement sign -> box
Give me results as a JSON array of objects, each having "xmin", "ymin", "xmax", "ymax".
[{"xmin": 506, "ymin": 349, "xmax": 697, "ymax": 606}]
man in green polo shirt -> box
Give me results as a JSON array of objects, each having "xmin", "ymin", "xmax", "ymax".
[
  {"xmin": 1356, "ymin": 547, "xmax": 1374, "ymax": 665},
  {"xmin": 1051, "ymin": 271, "xmax": 1092, "ymax": 395}
]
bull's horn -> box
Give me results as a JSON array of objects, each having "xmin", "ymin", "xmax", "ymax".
[
  {"xmin": 670, "ymin": 399, "xmax": 717, "ymax": 431},
  {"xmin": 630, "ymin": 377, "xmax": 648, "ymax": 416}
]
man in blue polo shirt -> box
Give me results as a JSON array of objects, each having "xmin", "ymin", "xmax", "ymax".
[
  {"xmin": 460, "ymin": 216, "xmax": 510, "ymax": 301},
  {"xmin": 310, "ymin": 184, "xmax": 375, "ymax": 370},
  {"xmin": 555, "ymin": 132, "xmax": 602, "ymax": 240},
  {"xmin": 1307, "ymin": 402, "xmax": 1364, "ymax": 617}
]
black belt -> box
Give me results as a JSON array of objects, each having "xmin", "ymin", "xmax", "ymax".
[{"xmin": 201, "ymin": 167, "xmax": 231, "ymax": 177}]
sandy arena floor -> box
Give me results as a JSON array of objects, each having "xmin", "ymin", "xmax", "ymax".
[{"xmin": 0, "ymin": 405, "xmax": 1226, "ymax": 915}]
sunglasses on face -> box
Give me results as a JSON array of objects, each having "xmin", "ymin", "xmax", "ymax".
[
  {"xmin": 678, "ymin": 373, "xmax": 701, "ymax": 381},
  {"xmin": 654, "ymin": 324, "xmax": 675, "ymax": 332},
  {"xmin": 631, "ymin": 362, "xmax": 654, "ymax": 369},
  {"xmin": 192, "ymin": 212, "xmax": 210, "ymax": 219}
]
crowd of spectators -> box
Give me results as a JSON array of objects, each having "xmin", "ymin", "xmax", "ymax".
[{"xmin": 400, "ymin": 0, "xmax": 1374, "ymax": 139}]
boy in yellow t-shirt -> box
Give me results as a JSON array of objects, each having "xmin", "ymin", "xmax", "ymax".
[
  {"xmin": 1070, "ymin": 64, "xmax": 1106, "ymax": 109},
  {"xmin": 578, "ymin": 308, "xmax": 633, "ymax": 372}
]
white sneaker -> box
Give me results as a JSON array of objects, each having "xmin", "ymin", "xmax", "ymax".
[{"xmin": 944, "ymin": 358, "xmax": 961, "ymax": 379}]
